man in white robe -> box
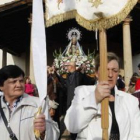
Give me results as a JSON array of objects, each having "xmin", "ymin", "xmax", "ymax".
[{"xmin": 64, "ymin": 52, "xmax": 140, "ymax": 140}]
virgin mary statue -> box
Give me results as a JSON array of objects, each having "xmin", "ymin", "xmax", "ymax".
[{"xmin": 62, "ymin": 28, "xmax": 86, "ymax": 57}]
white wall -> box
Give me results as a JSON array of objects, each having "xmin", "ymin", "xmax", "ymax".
[
  {"xmin": 132, "ymin": 53, "xmax": 140, "ymax": 74},
  {"xmin": 0, "ymin": 49, "xmax": 26, "ymax": 72},
  {"xmin": 7, "ymin": 53, "xmax": 26, "ymax": 72}
]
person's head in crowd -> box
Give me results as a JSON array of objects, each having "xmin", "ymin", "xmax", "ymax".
[
  {"xmin": 138, "ymin": 63, "xmax": 140, "ymax": 74},
  {"xmin": 130, "ymin": 72, "xmax": 139, "ymax": 85},
  {"xmin": 132, "ymin": 72, "xmax": 139, "ymax": 77},
  {"xmin": 130, "ymin": 76, "xmax": 137, "ymax": 85},
  {"xmin": 47, "ymin": 66, "xmax": 54, "ymax": 75},
  {"xmin": 116, "ymin": 74, "xmax": 125, "ymax": 91},
  {"xmin": 47, "ymin": 65, "xmax": 50, "ymax": 74},
  {"xmin": 95, "ymin": 52, "xmax": 120, "ymax": 89},
  {"xmin": 0, "ymin": 65, "xmax": 25, "ymax": 102},
  {"xmin": 49, "ymin": 100, "xmax": 59, "ymax": 119},
  {"xmin": 79, "ymin": 63, "xmax": 87, "ymax": 73},
  {"xmin": 25, "ymin": 76, "xmax": 31, "ymax": 84},
  {"xmin": 65, "ymin": 61, "xmax": 76, "ymax": 73},
  {"xmin": 118, "ymin": 74, "xmax": 123, "ymax": 79}
]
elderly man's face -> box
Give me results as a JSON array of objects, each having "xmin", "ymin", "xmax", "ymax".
[
  {"xmin": 0, "ymin": 75, "xmax": 25, "ymax": 100},
  {"xmin": 66, "ymin": 64, "xmax": 72, "ymax": 72},
  {"xmin": 96, "ymin": 60, "xmax": 119, "ymax": 89}
]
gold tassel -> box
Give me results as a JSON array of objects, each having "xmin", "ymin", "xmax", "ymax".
[
  {"xmin": 58, "ymin": 0, "xmax": 63, "ymax": 9},
  {"xmin": 46, "ymin": 10, "xmax": 76, "ymax": 27},
  {"xmin": 34, "ymin": 107, "xmax": 42, "ymax": 138}
]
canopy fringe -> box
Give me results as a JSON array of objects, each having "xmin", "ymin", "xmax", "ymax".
[{"xmin": 46, "ymin": 10, "xmax": 76, "ymax": 27}]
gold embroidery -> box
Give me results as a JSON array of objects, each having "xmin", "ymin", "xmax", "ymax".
[
  {"xmin": 88, "ymin": 0, "xmax": 102, "ymax": 8},
  {"xmin": 45, "ymin": 0, "xmax": 138, "ymax": 31},
  {"xmin": 58, "ymin": 0, "xmax": 63, "ymax": 9}
]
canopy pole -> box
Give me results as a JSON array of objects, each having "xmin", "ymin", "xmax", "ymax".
[{"xmin": 99, "ymin": 29, "xmax": 109, "ymax": 140}]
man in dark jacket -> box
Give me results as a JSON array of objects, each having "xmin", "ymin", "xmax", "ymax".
[
  {"xmin": 58, "ymin": 61, "xmax": 92, "ymax": 109},
  {"xmin": 57, "ymin": 61, "xmax": 93, "ymax": 140}
]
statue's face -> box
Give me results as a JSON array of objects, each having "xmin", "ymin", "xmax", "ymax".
[
  {"xmin": 72, "ymin": 45, "xmax": 75, "ymax": 48},
  {"xmin": 72, "ymin": 37, "xmax": 77, "ymax": 45}
]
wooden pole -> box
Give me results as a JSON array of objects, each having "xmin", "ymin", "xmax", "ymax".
[{"xmin": 99, "ymin": 29, "xmax": 109, "ymax": 140}]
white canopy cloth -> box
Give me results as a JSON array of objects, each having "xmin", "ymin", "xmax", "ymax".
[
  {"xmin": 45, "ymin": 0, "xmax": 138, "ymax": 30},
  {"xmin": 0, "ymin": 0, "xmax": 18, "ymax": 5}
]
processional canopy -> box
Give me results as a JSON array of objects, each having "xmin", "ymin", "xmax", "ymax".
[{"xmin": 45, "ymin": 0, "xmax": 138, "ymax": 31}]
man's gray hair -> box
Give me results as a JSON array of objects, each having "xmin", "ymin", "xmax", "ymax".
[{"xmin": 95, "ymin": 52, "xmax": 120, "ymax": 71}]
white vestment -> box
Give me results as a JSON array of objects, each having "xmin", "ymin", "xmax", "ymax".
[{"xmin": 65, "ymin": 85, "xmax": 140, "ymax": 140}]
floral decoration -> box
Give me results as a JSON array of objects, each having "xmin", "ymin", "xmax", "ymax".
[{"xmin": 53, "ymin": 49, "xmax": 95, "ymax": 75}]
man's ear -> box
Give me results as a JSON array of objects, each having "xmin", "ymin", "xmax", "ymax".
[{"xmin": 0, "ymin": 86, "xmax": 3, "ymax": 91}]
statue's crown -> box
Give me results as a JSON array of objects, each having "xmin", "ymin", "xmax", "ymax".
[{"xmin": 67, "ymin": 28, "xmax": 82, "ymax": 41}]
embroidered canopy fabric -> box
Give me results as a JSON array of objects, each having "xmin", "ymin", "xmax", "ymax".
[
  {"xmin": 0, "ymin": 0, "xmax": 19, "ymax": 5},
  {"xmin": 45, "ymin": 0, "xmax": 138, "ymax": 31}
]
